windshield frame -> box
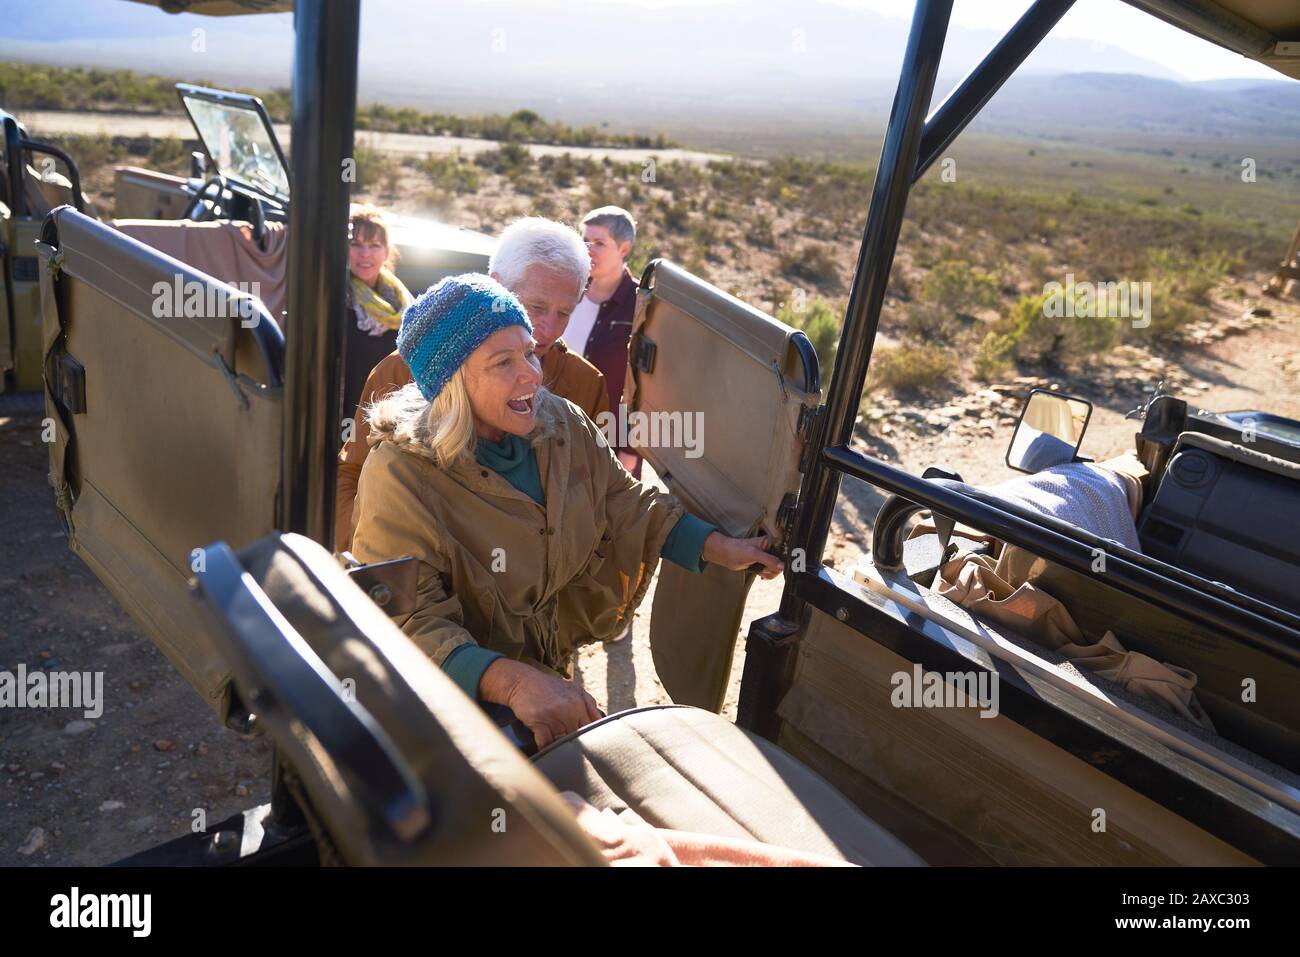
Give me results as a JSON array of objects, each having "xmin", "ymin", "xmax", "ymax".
[{"xmin": 175, "ymin": 82, "xmax": 291, "ymax": 204}]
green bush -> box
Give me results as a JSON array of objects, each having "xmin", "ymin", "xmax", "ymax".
[
  {"xmin": 417, "ymin": 153, "xmax": 480, "ymax": 194},
  {"xmin": 984, "ymin": 291, "xmax": 1118, "ymax": 372},
  {"xmin": 777, "ymin": 296, "xmax": 840, "ymax": 377},
  {"xmin": 974, "ymin": 332, "xmax": 1012, "ymax": 382},
  {"xmin": 146, "ymin": 135, "xmax": 187, "ymax": 171},
  {"xmin": 353, "ymin": 143, "xmax": 400, "ymax": 195},
  {"xmin": 869, "ymin": 343, "xmax": 958, "ymax": 396},
  {"xmin": 473, "ymin": 142, "xmax": 531, "ymax": 174},
  {"xmin": 905, "ymin": 300, "xmax": 962, "ymax": 343},
  {"xmin": 919, "ymin": 259, "xmax": 999, "ymax": 313},
  {"xmin": 46, "ymin": 133, "xmax": 122, "ymax": 172},
  {"xmin": 778, "ymin": 243, "xmax": 840, "ymax": 287}
]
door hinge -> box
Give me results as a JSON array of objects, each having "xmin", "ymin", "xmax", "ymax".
[
  {"xmin": 631, "ymin": 334, "xmax": 657, "ymax": 374},
  {"xmin": 796, "ymin": 403, "xmax": 826, "ymax": 473},
  {"xmin": 52, "ymin": 352, "xmax": 86, "ymax": 414},
  {"xmin": 775, "ymin": 491, "xmax": 799, "ymax": 544}
]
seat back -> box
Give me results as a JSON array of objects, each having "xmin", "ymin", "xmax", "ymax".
[
  {"xmin": 113, "ymin": 166, "xmax": 192, "ymax": 221},
  {"xmin": 194, "ymin": 532, "xmax": 607, "ymax": 866},
  {"xmin": 38, "ymin": 205, "xmax": 284, "ymax": 717},
  {"xmin": 114, "ymin": 217, "xmax": 290, "ymax": 324}
]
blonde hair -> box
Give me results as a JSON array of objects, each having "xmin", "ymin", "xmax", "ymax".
[{"xmin": 366, "ymin": 368, "xmax": 476, "ymax": 467}]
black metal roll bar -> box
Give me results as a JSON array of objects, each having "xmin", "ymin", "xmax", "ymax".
[
  {"xmin": 280, "ymin": 0, "xmax": 361, "ymax": 546},
  {"xmin": 787, "ymin": 0, "xmax": 954, "ymax": 603},
  {"xmin": 914, "ymin": 0, "xmax": 1076, "ymax": 182},
  {"xmin": 2, "ymin": 115, "xmax": 25, "ymax": 218},
  {"xmin": 20, "ymin": 139, "xmax": 87, "ymax": 215},
  {"xmin": 843, "ymin": 445, "xmax": 1300, "ymax": 663}
]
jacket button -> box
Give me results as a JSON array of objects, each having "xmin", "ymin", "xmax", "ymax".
[
  {"xmin": 547, "ymin": 527, "xmax": 555, "ymax": 535},
  {"xmin": 558, "ymin": 438, "xmax": 565, "ymax": 447},
  {"xmin": 480, "ymin": 470, "xmax": 488, "ymax": 478}
]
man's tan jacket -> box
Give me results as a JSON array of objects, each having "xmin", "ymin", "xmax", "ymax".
[
  {"xmin": 336, "ymin": 340, "xmax": 609, "ymax": 551},
  {"xmin": 349, "ymin": 390, "xmax": 682, "ymax": 677}
]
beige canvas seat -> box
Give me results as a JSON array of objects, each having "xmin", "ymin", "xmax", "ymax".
[
  {"xmin": 114, "ymin": 217, "xmax": 290, "ymax": 322},
  {"xmin": 203, "ymin": 531, "xmax": 922, "ymax": 866},
  {"xmin": 534, "ymin": 705, "xmax": 924, "ymax": 866}
]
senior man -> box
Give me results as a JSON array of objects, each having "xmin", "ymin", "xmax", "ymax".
[{"xmin": 335, "ymin": 216, "xmax": 609, "ymax": 551}]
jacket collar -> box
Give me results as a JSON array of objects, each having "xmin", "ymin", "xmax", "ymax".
[{"xmin": 606, "ymin": 266, "xmax": 636, "ymax": 310}]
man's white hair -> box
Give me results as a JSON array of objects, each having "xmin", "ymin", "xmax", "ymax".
[{"xmin": 490, "ymin": 217, "xmax": 591, "ymax": 293}]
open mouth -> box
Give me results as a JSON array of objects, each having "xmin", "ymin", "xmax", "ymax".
[{"xmin": 506, "ymin": 393, "xmax": 536, "ymax": 415}]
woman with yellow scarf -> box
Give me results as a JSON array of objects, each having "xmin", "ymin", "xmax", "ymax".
[{"xmin": 344, "ymin": 204, "xmax": 414, "ymax": 415}]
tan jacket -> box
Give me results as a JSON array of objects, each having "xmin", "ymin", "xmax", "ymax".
[
  {"xmin": 336, "ymin": 340, "xmax": 609, "ymax": 551},
  {"xmin": 349, "ymin": 389, "xmax": 683, "ymax": 678}
]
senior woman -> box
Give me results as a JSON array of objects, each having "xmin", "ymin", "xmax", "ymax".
[{"xmin": 351, "ymin": 274, "xmax": 781, "ymax": 748}]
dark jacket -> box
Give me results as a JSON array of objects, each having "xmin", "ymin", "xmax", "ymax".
[{"xmin": 581, "ymin": 266, "xmax": 638, "ymax": 415}]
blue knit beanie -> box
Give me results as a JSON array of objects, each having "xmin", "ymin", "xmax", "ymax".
[{"xmin": 397, "ymin": 273, "xmax": 532, "ymax": 401}]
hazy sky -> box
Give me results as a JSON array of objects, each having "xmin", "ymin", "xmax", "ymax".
[
  {"xmin": 587, "ymin": 0, "xmax": 1280, "ymax": 81},
  {"xmin": 0, "ymin": 0, "xmax": 1283, "ymax": 86}
]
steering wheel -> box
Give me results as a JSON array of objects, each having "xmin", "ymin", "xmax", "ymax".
[
  {"xmin": 181, "ymin": 174, "xmax": 229, "ymax": 222},
  {"xmin": 248, "ymin": 193, "xmax": 269, "ymax": 247}
]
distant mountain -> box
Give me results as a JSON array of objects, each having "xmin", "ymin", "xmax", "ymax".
[
  {"xmin": 974, "ymin": 73, "xmax": 1300, "ymax": 139},
  {"xmin": 2, "ymin": 0, "xmax": 1296, "ymax": 145}
]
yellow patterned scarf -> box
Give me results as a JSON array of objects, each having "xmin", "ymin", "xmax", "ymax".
[{"xmin": 350, "ymin": 268, "xmax": 413, "ymax": 334}]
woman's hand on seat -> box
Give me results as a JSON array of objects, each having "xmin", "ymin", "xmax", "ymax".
[
  {"xmin": 482, "ymin": 659, "xmax": 601, "ymax": 749},
  {"xmin": 701, "ymin": 533, "xmax": 784, "ymax": 580}
]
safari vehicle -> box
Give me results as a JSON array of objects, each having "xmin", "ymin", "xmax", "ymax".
[
  {"xmin": 1, "ymin": 78, "xmax": 492, "ymax": 395},
  {"xmin": 110, "ymin": 80, "xmax": 495, "ymax": 299},
  {"xmin": 32, "ymin": 0, "xmax": 1300, "ymax": 866},
  {"xmin": 1, "ymin": 108, "xmax": 92, "ymax": 393}
]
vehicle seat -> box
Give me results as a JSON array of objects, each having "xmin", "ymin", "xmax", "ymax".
[
  {"xmin": 533, "ymin": 704, "xmax": 925, "ymax": 865},
  {"xmin": 113, "ymin": 217, "xmax": 289, "ymax": 322},
  {"xmin": 200, "ymin": 531, "xmax": 922, "ymax": 866}
]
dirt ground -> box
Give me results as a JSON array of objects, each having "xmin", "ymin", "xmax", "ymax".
[{"xmin": 2, "ymin": 289, "xmax": 1296, "ymax": 866}]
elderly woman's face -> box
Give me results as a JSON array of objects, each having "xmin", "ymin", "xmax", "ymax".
[{"xmin": 464, "ymin": 325, "xmax": 543, "ymax": 442}]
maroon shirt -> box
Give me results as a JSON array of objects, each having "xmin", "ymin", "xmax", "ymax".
[{"xmin": 581, "ymin": 266, "xmax": 638, "ymax": 415}]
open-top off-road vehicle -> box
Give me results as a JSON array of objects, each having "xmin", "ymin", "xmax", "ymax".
[
  {"xmin": 30, "ymin": 0, "xmax": 1300, "ymax": 865},
  {"xmin": 2, "ymin": 74, "xmax": 494, "ymax": 394}
]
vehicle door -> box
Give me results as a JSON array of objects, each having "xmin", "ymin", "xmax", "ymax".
[{"xmin": 622, "ymin": 259, "xmax": 821, "ymax": 711}]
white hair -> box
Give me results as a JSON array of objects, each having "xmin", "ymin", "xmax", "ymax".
[{"xmin": 489, "ymin": 217, "xmax": 590, "ymax": 293}]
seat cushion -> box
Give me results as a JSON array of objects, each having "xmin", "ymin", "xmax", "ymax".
[{"xmin": 533, "ymin": 705, "xmax": 924, "ymax": 866}]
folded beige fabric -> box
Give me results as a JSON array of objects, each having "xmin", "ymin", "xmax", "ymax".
[
  {"xmin": 936, "ymin": 551, "xmax": 1215, "ymax": 732},
  {"xmin": 558, "ymin": 792, "xmax": 857, "ymax": 867}
]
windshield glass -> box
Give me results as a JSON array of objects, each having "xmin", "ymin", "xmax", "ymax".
[{"xmin": 182, "ymin": 95, "xmax": 288, "ymax": 200}]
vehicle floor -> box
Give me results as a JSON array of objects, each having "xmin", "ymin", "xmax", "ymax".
[{"xmin": 1, "ymin": 304, "xmax": 1296, "ymax": 865}]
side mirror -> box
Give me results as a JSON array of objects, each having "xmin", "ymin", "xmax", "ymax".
[{"xmin": 1006, "ymin": 389, "xmax": 1093, "ymax": 473}]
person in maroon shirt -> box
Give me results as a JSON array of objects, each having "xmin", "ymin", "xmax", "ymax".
[{"xmin": 572, "ymin": 206, "xmax": 641, "ymax": 474}]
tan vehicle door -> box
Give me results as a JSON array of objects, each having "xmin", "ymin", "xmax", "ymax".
[
  {"xmin": 38, "ymin": 205, "xmax": 283, "ymax": 719},
  {"xmin": 623, "ymin": 259, "xmax": 821, "ymax": 710}
]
